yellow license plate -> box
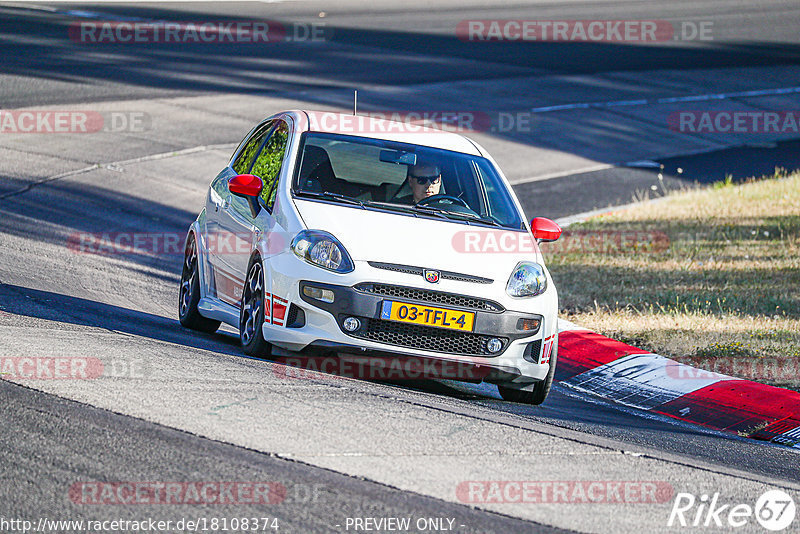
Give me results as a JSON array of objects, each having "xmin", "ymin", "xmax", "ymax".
[{"xmin": 380, "ymin": 301, "xmax": 475, "ymax": 331}]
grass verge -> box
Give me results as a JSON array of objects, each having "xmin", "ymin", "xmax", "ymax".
[{"xmin": 543, "ymin": 169, "xmax": 800, "ymax": 390}]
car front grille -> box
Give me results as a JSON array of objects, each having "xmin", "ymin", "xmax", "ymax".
[
  {"xmin": 343, "ymin": 316, "xmax": 509, "ymax": 356},
  {"xmin": 354, "ymin": 282, "xmax": 504, "ymax": 312},
  {"xmin": 368, "ymin": 261, "xmax": 493, "ymax": 284}
]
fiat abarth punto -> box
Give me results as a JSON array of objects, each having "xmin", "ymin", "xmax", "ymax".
[{"xmin": 178, "ymin": 110, "xmax": 563, "ymax": 404}]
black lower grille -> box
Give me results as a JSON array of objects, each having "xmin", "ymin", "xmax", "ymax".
[
  {"xmin": 344, "ymin": 316, "xmax": 508, "ymax": 356},
  {"xmin": 523, "ymin": 339, "xmax": 542, "ymax": 363},
  {"xmin": 354, "ymin": 283, "xmax": 503, "ymax": 312},
  {"xmin": 286, "ymin": 304, "xmax": 305, "ymax": 328}
]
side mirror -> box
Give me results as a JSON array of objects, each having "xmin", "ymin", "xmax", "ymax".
[
  {"xmin": 229, "ymin": 174, "xmax": 264, "ymax": 218},
  {"xmin": 531, "ymin": 217, "xmax": 562, "ymax": 242},
  {"xmin": 228, "ymin": 174, "xmax": 263, "ymax": 197}
]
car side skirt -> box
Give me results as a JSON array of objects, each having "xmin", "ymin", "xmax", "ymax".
[{"xmin": 198, "ymin": 297, "xmax": 239, "ymax": 326}]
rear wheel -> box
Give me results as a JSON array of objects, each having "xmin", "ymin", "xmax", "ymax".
[
  {"xmin": 239, "ymin": 257, "xmax": 271, "ymax": 358},
  {"xmin": 498, "ymin": 334, "xmax": 558, "ymax": 405},
  {"xmin": 178, "ymin": 233, "xmax": 221, "ymax": 333}
]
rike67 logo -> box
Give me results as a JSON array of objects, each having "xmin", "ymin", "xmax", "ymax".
[{"xmin": 668, "ymin": 490, "xmax": 796, "ymax": 531}]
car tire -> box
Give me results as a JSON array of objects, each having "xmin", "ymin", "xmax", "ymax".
[
  {"xmin": 498, "ymin": 333, "xmax": 558, "ymax": 405},
  {"xmin": 239, "ymin": 256, "xmax": 271, "ymax": 358},
  {"xmin": 178, "ymin": 233, "xmax": 221, "ymax": 334}
]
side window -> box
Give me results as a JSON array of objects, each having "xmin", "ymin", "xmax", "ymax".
[
  {"xmin": 232, "ymin": 121, "xmax": 273, "ymax": 175},
  {"xmin": 250, "ymin": 121, "xmax": 289, "ymax": 210}
]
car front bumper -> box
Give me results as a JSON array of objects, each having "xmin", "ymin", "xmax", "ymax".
[{"xmin": 260, "ymin": 257, "xmax": 557, "ymax": 385}]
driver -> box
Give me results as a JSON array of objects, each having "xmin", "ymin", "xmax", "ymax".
[{"xmin": 403, "ymin": 162, "xmax": 442, "ymax": 204}]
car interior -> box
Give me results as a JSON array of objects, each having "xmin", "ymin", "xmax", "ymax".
[
  {"xmin": 296, "ymin": 142, "xmax": 482, "ymax": 206},
  {"xmin": 290, "ymin": 134, "xmax": 530, "ymax": 229}
]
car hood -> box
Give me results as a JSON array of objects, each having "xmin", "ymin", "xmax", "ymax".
[{"xmin": 294, "ymin": 199, "xmax": 542, "ymax": 280}]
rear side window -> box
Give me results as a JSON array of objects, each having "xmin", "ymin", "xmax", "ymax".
[
  {"xmin": 232, "ymin": 121, "xmax": 273, "ymax": 175},
  {"xmin": 250, "ymin": 121, "xmax": 289, "ymax": 210}
]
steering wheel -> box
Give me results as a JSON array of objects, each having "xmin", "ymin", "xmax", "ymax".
[{"xmin": 416, "ymin": 194, "xmax": 470, "ymax": 209}]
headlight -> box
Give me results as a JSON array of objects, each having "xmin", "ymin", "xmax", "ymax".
[
  {"xmin": 291, "ymin": 230, "xmax": 354, "ymax": 273},
  {"xmin": 506, "ymin": 261, "xmax": 547, "ymax": 297}
]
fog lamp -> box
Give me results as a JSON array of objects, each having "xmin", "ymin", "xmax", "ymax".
[
  {"xmin": 486, "ymin": 338, "xmax": 503, "ymax": 353},
  {"xmin": 343, "ymin": 317, "xmax": 361, "ymax": 332}
]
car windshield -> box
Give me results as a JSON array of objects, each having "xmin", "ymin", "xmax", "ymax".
[{"xmin": 292, "ymin": 132, "xmax": 525, "ymax": 230}]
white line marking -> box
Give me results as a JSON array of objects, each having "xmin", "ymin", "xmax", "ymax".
[
  {"xmin": 625, "ymin": 160, "xmax": 662, "ymax": 168},
  {"xmin": 0, "ymin": 143, "xmax": 236, "ymax": 200},
  {"xmin": 508, "ymin": 163, "xmax": 614, "ymax": 184},
  {"xmin": 531, "ymin": 86, "xmax": 800, "ymax": 113}
]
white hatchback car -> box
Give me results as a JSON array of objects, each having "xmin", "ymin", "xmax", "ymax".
[{"xmin": 179, "ymin": 110, "xmax": 563, "ymax": 404}]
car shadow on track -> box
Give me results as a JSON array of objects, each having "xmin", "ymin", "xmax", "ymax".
[{"xmin": 0, "ymin": 283, "xmax": 243, "ymax": 356}]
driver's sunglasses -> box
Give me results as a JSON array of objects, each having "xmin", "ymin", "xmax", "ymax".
[{"xmin": 412, "ymin": 174, "xmax": 441, "ymax": 185}]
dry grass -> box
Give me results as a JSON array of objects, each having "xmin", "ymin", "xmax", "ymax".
[{"xmin": 543, "ymin": 169, "xmax": 800, "ymax": 389}]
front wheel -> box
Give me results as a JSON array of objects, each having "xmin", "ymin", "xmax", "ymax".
[
  {"xmin": 498, "ymin": 334, "xmax": 558, "ymax": 405},
  {"xmin": 239, "ymin": 257, "xmax": 271, "ymax": 358},
  {"xmin": 178, "ymin": 233, "xmax": 221, "ymax": 333}
]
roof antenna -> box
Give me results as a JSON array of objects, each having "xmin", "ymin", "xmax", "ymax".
[{"xmin": 353, "ymin": 90, "xmax": 358, "ymax": 115}]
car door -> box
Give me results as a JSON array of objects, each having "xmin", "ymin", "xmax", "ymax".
[
  {"xmin": 245, "ymin": 120, "xmax": 291, "ymax": 323},
  {"xmin": 216, "ymin": 120, "xmax": 290, "ymax": 308},
  {"xmin": 207, "ymin": 120, "xmax": 273, "ymax": 306}
]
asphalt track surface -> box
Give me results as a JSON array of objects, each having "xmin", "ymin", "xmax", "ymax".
[{"xmin": 1, "ymin": 1, "xmax": 800, "ymax": 533}]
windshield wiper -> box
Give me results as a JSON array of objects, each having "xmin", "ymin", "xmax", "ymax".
[
  {"xmin": 411, "ymin": 205, "xmax": 502, "ymax": 227},
  {"xmin": 471, "ymin": 216, "xmax": 503, "ymax": 227},
  {"xmin": 366, "ymin": 201, "xmax": 464, "ymax": 221},
  {"xmin": 409, "ymin": 204, "xmax": 456, "ymax": 221},
  {"xmin": 362, "ymin": 202, "xmax": 431, "ymax": 218},
  {"xmin": 295, "ymin": 190, "xmax": 365, "ymax": 207}
]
